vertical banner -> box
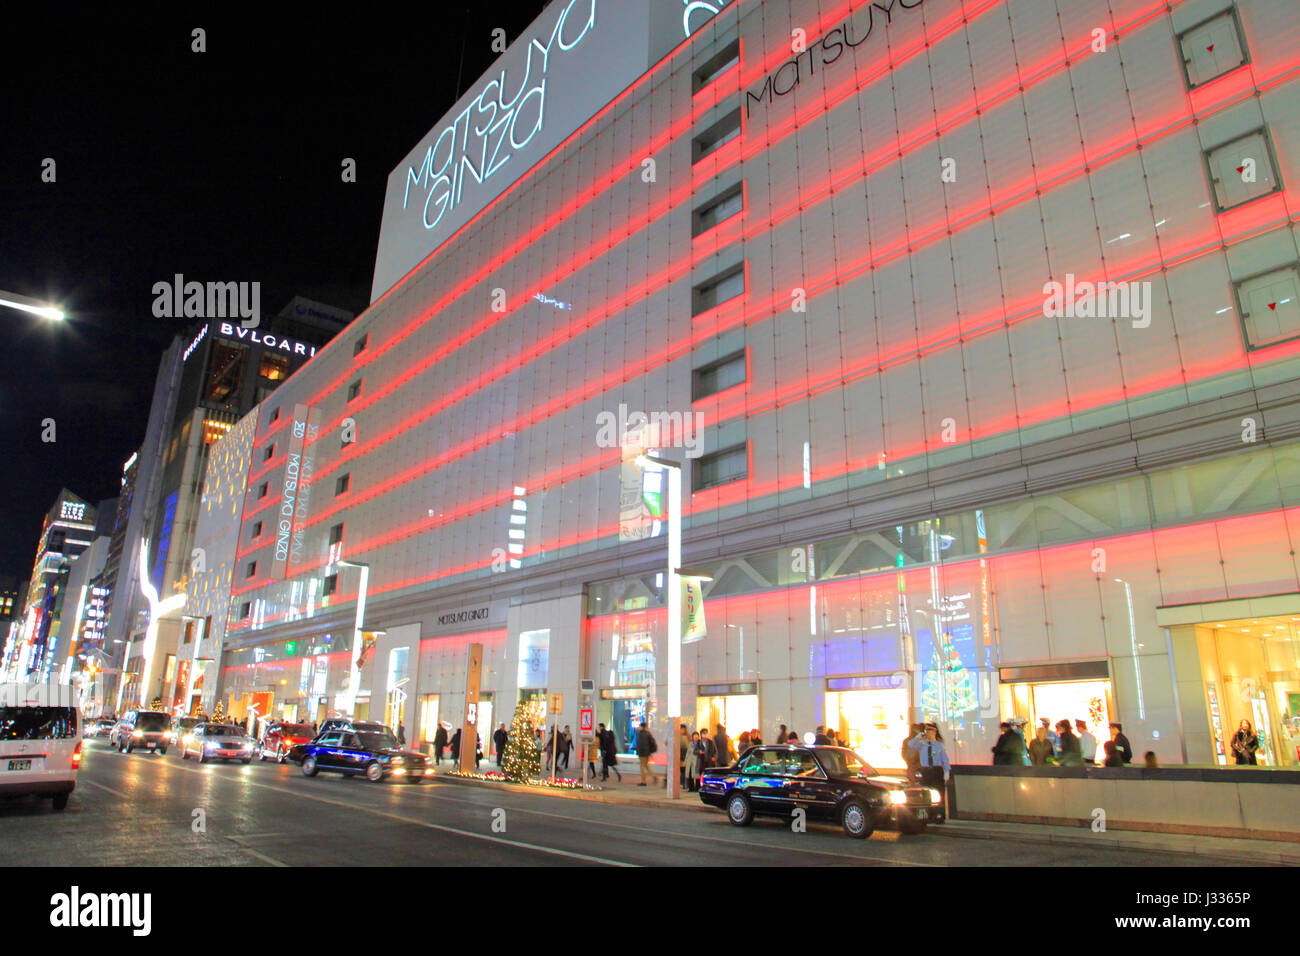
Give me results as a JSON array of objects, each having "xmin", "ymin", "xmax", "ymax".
[
  {"xmin": 682, "ymin": 576, "xmax": 707, "ymax": 644},
  {"xmin": 271, "ymin": 404, "xmax": 311, "ymax": 580},
  {"xmin": 619, "ymin": 420, "xmax": 663, "ymax": 542},
  {"xmin": 460, "ymin": 643, "xmax": 483, "ymax": 773}
]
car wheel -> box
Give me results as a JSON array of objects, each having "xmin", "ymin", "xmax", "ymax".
[
  {"xmin": 158, "ymin": 745, "xmax": 167, "ymax": 755},
  {"xmin": 277, "ymin": 746, "xmax": 287, "ymax": 764},
  {"xmin": 52, "ymin": 793, "xmax": 69, "ymax": 811},
  {"xmin": 726, "ymin": 792, "xmax": 753, "ymax": 827},
  {"xmin": 302, "ymin": 755, "xmax": 319, "ymax": 777},
  {"xmin": 117, "ymin": 738, "xmax": 125, "ymax": 753},
  {"xmin": 365, "ymin": 761, "xmax": 384, "ymax": 783},
  {"xmin": 840, "ymin": 798, "xmax": 873, "ymax": 839},
  {"xmin": 126, "ymin": 742, "xmax": 135, "ymax": 754},
  {"xmin": 182, "ymin": 748, "xmax": 189, "ymax": 760},
  {"xmin": 197, "ymin": 749, "xmax": 206, "ymax": 764}
]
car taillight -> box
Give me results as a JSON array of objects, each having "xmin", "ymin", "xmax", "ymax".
[{"xmin": 72, "ymin": 742, "xmax": 83, "ymax": 768}]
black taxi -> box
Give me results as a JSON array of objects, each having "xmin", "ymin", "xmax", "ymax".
[{"xmin": 699, "ymin": 744, "xmax": 938, "ymax": 838}]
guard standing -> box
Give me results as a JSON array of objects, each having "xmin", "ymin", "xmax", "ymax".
[{"xmin": 907, "ymin": 722, "xmax": 951, "ymax": 822}]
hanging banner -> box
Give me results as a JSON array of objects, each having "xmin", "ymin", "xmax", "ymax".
[
  {"xmin": 682, "ymin": 576, "xmax": 707, "ymax": 644},
  {"xmin": 618, "ymin": 419, "xmax": 664, "ymax": 542},
  {"xmin": 271, "ymin": 404, "xmax": 311, "ymax": 580}
]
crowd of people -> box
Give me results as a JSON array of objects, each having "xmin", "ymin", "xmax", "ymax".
[{"xmin": 989, "ymin": 717, "xmax": 1157, "ymax": 768}]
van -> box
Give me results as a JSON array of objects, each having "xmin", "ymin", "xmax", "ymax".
[
  {"xmin": 111, "ymin": 710, "xmax": 171, "ymax": 754},
  {"xmin": 0, "ymin": 683, "xmax": 82, "ymax": 811}
]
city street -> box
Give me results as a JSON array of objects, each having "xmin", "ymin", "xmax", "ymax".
[{"xmin": 0, "ymin": 741, "xmax": 1254, "ymax": 867}]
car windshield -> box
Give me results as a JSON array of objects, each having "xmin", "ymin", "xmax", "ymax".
[
  {"xmin": 207, "ymin": 725, "xmax": 243, "ymax": 736},
  {"xmin": 179, "ymin": 718, "xmax": 200, "ymax": 728},
  {"xmin": 136, "ymin": 713, "xmax": 169, "ymax": 731},
  {"xmin": 279, "ymin": 724, "xmax": 313, "ymax": 736},
  {"xmin": 0, "ymin": 706, "xmax": 76, "ymax": 740},
  {"xmin": 815, "ymin": 748, "xmax": 878, "ymax": 778},
  {"xmin": 358, "ymin": 732, "xmax": 399, "ymax": 751}
]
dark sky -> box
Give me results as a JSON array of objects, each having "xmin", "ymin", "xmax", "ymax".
[{"xmin": 0, "ymin": 1, "xmax": 548, "ymax": 579}]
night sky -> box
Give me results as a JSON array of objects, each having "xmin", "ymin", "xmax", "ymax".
[{"xmin": 0, "ymin": 1, "xmax": 548, "ymax": 579}]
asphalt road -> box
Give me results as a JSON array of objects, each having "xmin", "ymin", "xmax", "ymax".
[{"xmin": 0, "ymin": 740, "xmax": 1249, "ymax": 867}]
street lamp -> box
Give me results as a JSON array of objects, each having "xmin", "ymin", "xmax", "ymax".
[
  {"xmin": 336, "ymin": 560, "xmax": 372, "ymax": 718},
  {"xmin": 0, "ymin": 289, "xmax": 64, "ymax": 321}
]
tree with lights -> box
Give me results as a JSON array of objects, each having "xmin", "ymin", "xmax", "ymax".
[
  {"xmin": 502, "ymin": 704, "xmax": 542, "ymax": 782},
  {"xmin": 922, "ymin": 633, "xmax": 978, "ymax": 720}
]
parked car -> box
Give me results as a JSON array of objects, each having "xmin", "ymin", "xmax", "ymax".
[
  {"xmin": 167, "ymin": 715, "xmax": 208, "ymax": 749},
  {"xmin": 83, "ymin": 717, "xmax": 116, "ymax": 739},
  {"xmin": 111, "ymin": 710, "xmax": 171, "ymax": 754},
  {"xmin": 0, "ymin": 683, "xmax": 82, "ymax": 811},
  {"xmin": 291, "ymin": 727, "xmax": 432, "ymax": 783},
  {"xmin": 181, "ymin": 723, "xmax": 256, "ymax": 764},
  {"xmin": 259, "ymin": 722, "xmax": 315, "ymax": 763},
  {"xmin": 698, "ymin": 744, "xmax": 938, "ymax": 838}
]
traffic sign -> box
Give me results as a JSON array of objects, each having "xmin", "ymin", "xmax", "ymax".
[
  {"xmin": 549, "ymin": 692, "xmax": 563, "ymax": 713},
  {"xmin": 580, "ymin": 707, "xmax": 594, "ymax": 738}
]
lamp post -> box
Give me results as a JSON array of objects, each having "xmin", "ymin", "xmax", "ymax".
[
  {"xmin": 336, "ymin": 560, "xmax": 371, "ymax": 718},
  {"xmin": 636, "ymin": 453, "xmax": 683, "ymax": 799},
  {"xmin": 0, "ymin": 289, "xmax": 63, "ymax": 321}
]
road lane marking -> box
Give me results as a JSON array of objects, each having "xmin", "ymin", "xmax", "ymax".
[
  {"xmin": 227, "ymin": 838, "xmax": 289, "ymax": 867},
  {"xmin": 80, "ymin": 778, "xmax": 130, "ymax": 799},
  {"xmin": 152, "ymin": 760, "xmax": 635, "ymax": 866}
]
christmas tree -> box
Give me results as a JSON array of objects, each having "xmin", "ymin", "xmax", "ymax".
[
  {"xmin": 502, "ymin": 704, "xmax": 541, "ymax": 782},
  {"xmin": 212, "ymin": 699, "xmax": 226, "ymax": 723},
  {"xmin": 922, "ymin": 633, "xmax": 978, "ymax": 719}
]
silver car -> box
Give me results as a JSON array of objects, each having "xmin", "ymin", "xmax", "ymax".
[{"xmin": 181, "ymin": 723, "xmax": 256, "ymax": 764}]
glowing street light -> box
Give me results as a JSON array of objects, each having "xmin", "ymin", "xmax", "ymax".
[
  {"xmin": 0, "ymin": 289, "xmax": 64, "ymax": 321},
  {"xmin": 336, "ymin": 559, "xmax": 372, "ymax": 718}
]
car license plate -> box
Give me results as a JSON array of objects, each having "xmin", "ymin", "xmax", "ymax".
[
  {"xmin": 7, "ymin": 759, "xmax": 32, "ymax": 771},
  {"xmin": 915, "ymin": 808, "xmax": 928, "ymax": 820}
]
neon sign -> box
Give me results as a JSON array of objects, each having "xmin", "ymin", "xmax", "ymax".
[
  {"xmin": 401, "ymin": 0, "xmax": 596, "ymax": 234},
  {"xmin": 59, "ymin": 501, "xmax": 86, "ymax": 522}
]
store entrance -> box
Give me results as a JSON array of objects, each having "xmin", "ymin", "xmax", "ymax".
[
  {"xmin": 695, "ymin": 694, "xmax": 759, "ymax": 745},
  {"xmin": 1000, "ymin": 679, "xmax": 1113, "ymax": 759},
  {"xmin": 825, "ymin": 688, "xmax": 910, "ymax": 770}
]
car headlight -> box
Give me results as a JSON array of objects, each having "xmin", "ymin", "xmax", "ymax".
[
  {"xmin": 132, "ymin": 730, "xmax": 144, "ymax": 738},
  {"xmin": 928, "ymin": 788, "xmax": 942, "ymax": 804},
  {"xmin": 889, "ymin": 790, "xmax": 908, "ymax": 805},
  {"xmin": 204, "ymin": 741, "xmax": 216, "ymax": 749}
]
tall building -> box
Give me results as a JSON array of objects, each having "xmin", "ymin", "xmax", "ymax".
[
  {"xmin": 106, "ymin": 298, "xmax": 352, "ymax": 712},
  {"xmin": 2, "ymin": 491, "xmax": 96, "ymax": 682},
  {"xmin": 215, "ymin": 0, "xmax": 1300, "ymax": 768}
]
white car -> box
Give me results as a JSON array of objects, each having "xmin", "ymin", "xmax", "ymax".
[
  {"xmin": 181, "ymin": 723, "xmax": 256, "ymax": 764},
  {"xmin": 0, "ymin": 683, "xmax": 82, "ymax": 811}
]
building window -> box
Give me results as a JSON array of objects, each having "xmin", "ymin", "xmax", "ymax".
[
  {"xmin": 263, "ymin": 443, "xmax": 275, "ymax": 462},
  {"xmin": 692, "ymin": 108, "xmax": 742, "ymax": 163},
  {"xmin": 353, "ymin": 333, "xmax": 368, "ymax": 356},
  {"xmin": 258, "ymin": 482, "xmax": 269, "ymax": 499},
  {"xmin": 693, "ymin": 349, "xmax": 747, "ymax": 400},
  {"xmin": 694, "ymin": 443, "xmax": 748, "ymax": 490},
  {"xmin": 1204, "ymin": 128, "xmax": 1283, "ymax": 213},
  {"xmin": 692, "ymin": 263, "xmax": 746, "ymax": 316},
  {"xmin": 335, "ymin": 473, "xmax": 350, "ymax": 496},
  {"xmin": 347, "ymin": 379, "xmax": 363, "ymax": 402},
  {"xmin": 1176, "ymin": 6, "xmax": 1248, "ymax": 89},
  {"xmin": 205, "ymin": 340, "xmax": 248, "ymax": 407},
  {"xmin": 329, "ymin": 522, "xmax": 344, "ymax": 545},
  {"xmin": 259, "ymin": 353, "xmax": 290, "ymax": 382},
  {"xmin": 246, "ymin": 561, "xmax": 257, "ymax": 579},
  {"xmin": 252, "ymin": 520, "xmax": 263, "ymax": 538},
  {"xmin": 239, "ymin": 601, "xmax": 251, "ymax": 619},
  {"xmin": 693, "ymin": 38, "xmax": 740, "ymax": 93},
  {"xmin": 692, "ymin": 182, "xmax": 744, "ymax": 237},
  {"xmin": 1235, "ymin": 262, "xmax": 1300, "ymax": 351},
  {"xmin": 269, "ymin": 406, "xmax": 281, "ymax": 423},
  {"xmin": 323, "ymin": 574, "xmax": 338, "ymax": 597}
]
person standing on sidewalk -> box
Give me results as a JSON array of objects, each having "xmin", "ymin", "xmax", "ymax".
[
  {"xmin": 433, "ymin": 723, "xmax": 448, "ymax": 765},
  {"xmin": 907, "ymin": 723, "xmax": 951, "ymax": 817},
  {"xmin": 678, "ymin": 723, "xmax": 690, "ymax": 789},
  {"xmin": 1075, "ymin": 719, "xmax": 1098, "ymax": 766},
  {"xmin": 1231, "ymin": 720, "xmax": 1259, "ymax": 765},
  {"xmin": 586, "ymin": 736, "xmax": 599, "ymax": 778},
  {"xmin": 1054, "ymin": 720, "xmax": 1082, "ymax": 766},
  {"xmin": 599, "ymin": 723, "xmax": 621, "ymax": 782},
  {"xmin": 636, "ymin": 722, "xmax": 658, "ymax": 787},
  {"xmin": 776, "ymin": 724, "xmax": 789, "ymax": 744},
  {"xmin": 902, "ymin": 723, "xmax": 923, "ymax": 776},
  {"xmin": 560, "ymin": 724, "xmax": 573, "ymax": 770},
  {"xmin": 686, "ymin": 731, "xmax": 705, "ymax": 791},
  {"xmin": 1028, "ymin": 724, "xmax": 1054, "ymax": 765},
  {"xmin": 699, "ymin": 727, "xmax": 715, "ymax": 771},
  {"xmin": 493, "ymin": 723, "xmax": 508, "ymax": 767},
  {"xmin": 991, "ymin": 722, "xmax": 1025, "ymax": 765},
  {"xmin": 1109, "ymin": 722, "xmax": 1133, "ymax": 765},
  {"xmin": 714, "ymin": 724, "xmax": 731, "ymax": 767},
  {"xmin": 449, "ymin": 727, "xmax": 462, "ymax": 764}
]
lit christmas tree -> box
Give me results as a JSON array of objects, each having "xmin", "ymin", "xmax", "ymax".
[
  {"xmin": 212, "ymin": 699, "xmax": 226, "ymax": 723},
  {"xmin": 922, "ymin": 633, "xmax": 978, "ymax": 719},
  {"xmin": 501, "ymin": 704, "xmax": 542, "ymax": 782}
]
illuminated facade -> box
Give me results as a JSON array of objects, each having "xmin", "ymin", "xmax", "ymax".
[{"xmin": 217, "ymin": 0, "xmax": 1300, "ymax": 767}]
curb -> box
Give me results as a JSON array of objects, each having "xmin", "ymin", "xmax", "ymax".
[
  {"xmin": 934, "ymin": 820, "xmax": 1300, "ymax": 865},
  {"xmin": 435, "ymin": 772, "xmax": 712, "ymax": 812}
]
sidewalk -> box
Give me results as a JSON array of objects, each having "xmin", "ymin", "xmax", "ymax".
[{"xmin": 437, "ymin": 762, "xmax": 1300, "ymax": 862}]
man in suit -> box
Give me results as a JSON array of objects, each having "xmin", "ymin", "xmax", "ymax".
[{"xmin": 1109, "ymin": 722, "xmax": 1133, "ymax": 764}]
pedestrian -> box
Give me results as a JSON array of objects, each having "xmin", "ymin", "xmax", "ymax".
[
  {"xmin": 686, "ymin": 731, "xmax": 705, "ymax": 791},
  {"xmin": 599, "ymin": 723, "xmax": 621, "ymax": 782},
  {"xmin": 1039, "ymin": 717, "xmax": 1059, "ymax": 753},
  {"xmin": 544, "ymin": 724, "xmax": 556, "ymax": 771},
  {"xmin": 493, "ymin": 723, "xmax": 508, "ymax": 766},
  {"xmin": 1230, "ymin": 719, "xmax": 1259, "ymax": 765},
  {"xmin": 560, "ymin": 724, "xmax": 573, "ymax": 770},
  {"xmin": 902, "ymin": 723, "xmax": 923, "ymax": 775},
  {"xmin": 586, "ymin": 737, "xmax": 599, "ymax": 778},
  {"xmin": 750, "ymin": 728, "xmax": 762, "ymax": 747},
  {"xmin": 536, "ymin": 728, "xmax": 546, "ymax": 768},
  {"xmin": 450, "ymin": 727, "xmax": 462, "ymax": 764},
  {"xmin": 776, "ymin": 723, "xmax": 788, "ymax": 744},
  {"xmin": 475, "ymin": 732, "xmax": 483, "ymax": 769},
  {"xmin": 678, "ymin": 723, "xmax": 690, "ymax": 787},
  {"xmin": 813, "ymin": 725, "xmax": 830, "ymax": 745},
  {"xmin": 907, "ymin": 723, "xmax": 951, "ymax": 815},
  {"xmin": 1075, "ymin": 719, "xmax": 1098, "ymax": 766},
  {"xmin": 991, "ymin": 722, "xmax": 1026, "ymax": 765},
  {"xmin": 1143, "ymin": 751, "xmax": 1159, "ymax": 769},
  {"xmin": 1028, "ymin": 724, "xmax": 1054, "ymax": 765},
  {"xmin": 700, "ymin": 727, "xmax": 715, "ymax": 770},
  {"xmin": 397, "ymin": 724, "xmax": 406, "ymax": 747},
  {"xmin": 433, "ymin": 723, "xmax": 448, "ymax": 764},
  {"xmin": 1101, "ymin": 740, "xmax": 1124, "ymax": 767},
  {"xmin": 1054, "ymin": 719, "xmax": 1082, "ymax": 766},
  {"xmin": 635, "ymin": 722, "xmax": 658, "ymax": 787},
  {"xmin": 1109, "ymin": 722, "xmax": 1133, "ymax": 765},
  {"xmin": 714, "ymin": 724, "xmax": 731, "ymax": 767},
  {"xmin": 737, "ymin": 730, "xmax": 751, "ymax": 755}
]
